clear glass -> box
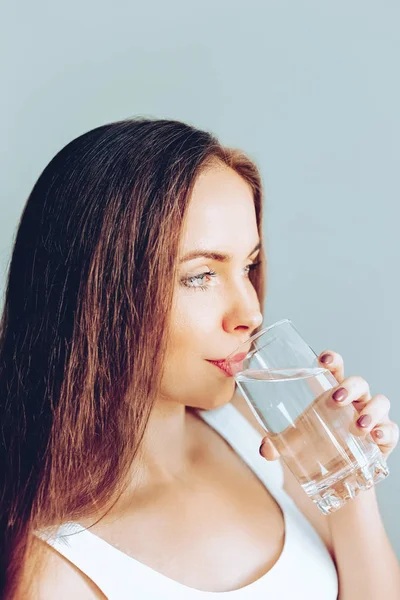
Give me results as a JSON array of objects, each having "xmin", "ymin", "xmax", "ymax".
[{"xmin": 226, "ymin": 319, "xmax": 389, "ymax": 515}]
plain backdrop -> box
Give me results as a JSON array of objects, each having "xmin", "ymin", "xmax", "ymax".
[{"xmin": 1, "ymin": 1, "xmax": 399, "ymax": 556}]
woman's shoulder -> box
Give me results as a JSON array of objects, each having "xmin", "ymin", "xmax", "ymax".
[{"xmin": 22, "ymin": 537, "xmax": 105, "ymax": 600}]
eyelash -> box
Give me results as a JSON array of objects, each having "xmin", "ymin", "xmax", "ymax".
[{"xmin": 180, "ymin": 261, "xmax": 262, "ymax": 292}]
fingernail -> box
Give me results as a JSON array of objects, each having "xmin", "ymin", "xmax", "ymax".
[
  {"xmin": 332, "ymin": 387, "xmax": 347, "ymax": 402},
  {"xmin": 320, "ymin": 353, "xmax": 333, "ymax": 364},
  {"xmin": 374, "ymin": 429, "xmax": 384, "ymax": 439},
  {"xmin": 259, "ymin": 442, "xmax": 265, "ymax": 456},
  {"xmin": 357, "ymin": 414, "xmax": 372, "ymax": 428}
]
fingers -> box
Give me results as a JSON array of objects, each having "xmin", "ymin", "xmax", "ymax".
[
  {"xmin": 258, "ymin": 353, "xmax": 398, "ymax": 463},
  {"xmin": 319, "ymin": 350, "xmax": 344, "ymax": 383},
  {"xmin": 348, "ymin": 393, "xmax": 391, "ymax": 437},
  {"xmin": 259, "ymin": 437, "xmax": 280, "ymax": 461},
  {"xmin": 370, "ymin": 422, "xmax": 400, "ymax": 456},
  {"xmin": 329, "ymin": 375, "xmax": 371, "ymax": 411}
]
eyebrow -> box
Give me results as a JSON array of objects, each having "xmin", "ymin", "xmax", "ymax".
[{"xmin": 180, "ymin": 242, "xmax": 262, "ymax": 263}]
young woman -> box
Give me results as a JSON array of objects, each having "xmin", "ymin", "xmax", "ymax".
[{"xmin": 0, "ymin": 118, "xmax": 399, "ymax": 599}]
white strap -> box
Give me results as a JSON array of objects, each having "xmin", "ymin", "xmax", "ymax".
[{"xmin": 42, "ymin": 524, "xmax": 132, "ymax": 599}]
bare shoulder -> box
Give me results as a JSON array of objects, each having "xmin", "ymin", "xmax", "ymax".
[
  {"xmin": 230, "ymin": 392, "xmax": 335, "ymax": 560},
  {"xmin": 22, "ymin": 537, "xmax": 106, "ymax": 600}
]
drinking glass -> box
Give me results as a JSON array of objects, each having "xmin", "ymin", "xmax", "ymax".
[{"xmin": 226, "ymin": 319, "xmax": 389, "ymax": 515}]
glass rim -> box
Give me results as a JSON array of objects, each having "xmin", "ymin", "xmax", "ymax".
[{"xmin": 226, "ymin": 318, "xmax": 293, "ymax": 361}]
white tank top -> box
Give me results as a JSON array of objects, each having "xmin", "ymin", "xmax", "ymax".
[{"xmin": 42, "ymin": 403, "xmax": 339, "ymax": 599}]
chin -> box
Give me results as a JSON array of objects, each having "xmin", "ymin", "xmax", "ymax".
[{"xmin": 185, "ymin": 380, "xmax": 236, "ymax": 411}]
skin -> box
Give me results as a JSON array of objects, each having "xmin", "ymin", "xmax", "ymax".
[{"xmin": 30, "ymin": 162, "xmax": 399, "ymax": 597}]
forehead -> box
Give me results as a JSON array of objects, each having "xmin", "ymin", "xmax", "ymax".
[{"xmin": 180, "ymin": 165, "xmax": 258, "ymax": 252}]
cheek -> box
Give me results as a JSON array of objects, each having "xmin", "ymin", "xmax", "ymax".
[
  {"xmin": 162, "ymin": 293, "xmax": 215, "ymax": 382},
  {"xmin": 171, "ymin": 290, "xmax": 220, "ymax": 343}
]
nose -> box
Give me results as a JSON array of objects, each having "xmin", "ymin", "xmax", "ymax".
[{"xmin": 222, "ymin": 280, "xmax": 263, "ymax": 337}]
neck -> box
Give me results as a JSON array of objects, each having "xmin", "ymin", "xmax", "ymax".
[
  {"xmin": 134, "ymin": 400, "xmax": 200, "ymax": 486},
  {"xmin": 81, "ymin": 401, "xmax": 207, "ymax": 529}
]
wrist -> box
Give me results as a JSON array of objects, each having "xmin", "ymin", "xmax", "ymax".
[{"xmin": 327, "ymin": 487, "xmax": 380, "ymax": 530}]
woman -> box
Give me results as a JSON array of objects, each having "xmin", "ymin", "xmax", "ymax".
[{"xmin": 0, "ymin": 118, "xmax": 399, "ymax": 599}]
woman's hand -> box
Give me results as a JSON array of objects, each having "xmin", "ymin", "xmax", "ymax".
[{"xmin": 259, "ymin": 350, "xmax": 399, "ymax": 461}]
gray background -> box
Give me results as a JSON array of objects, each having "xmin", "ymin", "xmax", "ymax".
[{"xmin": 1, "ymin": 1, "xmax": 399, "ymax": 556}]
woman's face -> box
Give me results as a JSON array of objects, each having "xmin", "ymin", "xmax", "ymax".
[{"xmin": 161, "ymin": 163, "xmax": 264, "ymax": 410}]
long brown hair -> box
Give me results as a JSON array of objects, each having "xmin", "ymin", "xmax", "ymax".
[{"xmin": 0, "ymin": 117, "xmax": 265, "ymax": 597}]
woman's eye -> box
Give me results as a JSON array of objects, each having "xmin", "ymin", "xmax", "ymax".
[
  {"xmin": 180, "ymin": 261, "xmax": 261, "ymax": 292},
  {"xmin": 180, "ymin": 270, "xmax": 217, "ymax": 291},
  {"xmin": 244, "ymin": 261, "xmax": 261, "ymax": 276}
]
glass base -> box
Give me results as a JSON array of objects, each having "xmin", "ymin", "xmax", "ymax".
[{"xmin": 310, "ymin": 455, "xmax": 389, "ymax": 515}]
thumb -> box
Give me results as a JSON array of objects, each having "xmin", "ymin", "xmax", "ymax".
[{"xmin": 259, "ymin": 436, "xmax": 280, "ymax": 461}]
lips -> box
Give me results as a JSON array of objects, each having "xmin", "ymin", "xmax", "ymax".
[
  {"xmin": 207, "ymin": 360, "xmax": 233, "ymax": 376},
  {"xmin": 206, "ymin": 352, "xmax": 248, "ymax": 377},
  {"xmin": 228, "ymin": 352, "xmax": 248, "ymax": 364}
]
